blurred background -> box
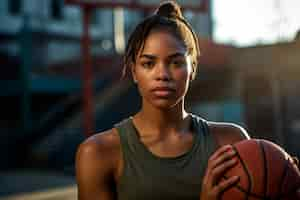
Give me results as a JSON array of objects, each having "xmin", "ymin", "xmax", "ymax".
[{"xmin": 0, "ymin": 0, "xmax": 299, "ymax": 199}]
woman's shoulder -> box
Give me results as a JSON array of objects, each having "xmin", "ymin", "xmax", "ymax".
[
  {"xmin": 75, "ymin": 129, "xmax": 123, "ymax": 196},
  {"xmin": 207, "ymin": 121, "xmax": 249, "ymax": 138},
  {"xmin": 77, "ymin": 116, "xmax": 133, "ymax": 160},
  {"xmin": 83, "ymin": 128, "xmax": 120, "ymax": 147},
  {"xmin": 76, "ymin": 128, "xmax": 121, "ymax": 170},
  {"xmin": 207, "ymin": 121, "xmax": 250, "ymax": 147},
  {"xmin": 191, "ymin": 114, "xmax": 250, "ymax": 146}
]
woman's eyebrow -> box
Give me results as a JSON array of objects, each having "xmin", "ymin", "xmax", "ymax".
[
  {"xmin": 167, "ymin": 52, "xmax": 186, "ymax": 59},
  {"xmin": 139, "ymin": 52, "xmax": 186, "ymax": 59},
  {"xmin": 139, "ymin": 54, "xmax": 156, "ymax": 59}
]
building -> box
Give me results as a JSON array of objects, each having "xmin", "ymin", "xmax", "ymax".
[{"xmin": 0, "ymin": 0, "xmax": 213, "ymax": 168}]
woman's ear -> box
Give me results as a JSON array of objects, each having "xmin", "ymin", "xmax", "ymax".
[{"xmin": 131, "ymin": 63, "xmax": 138, "ymax": 83}]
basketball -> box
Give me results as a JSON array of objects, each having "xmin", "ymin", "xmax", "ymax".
[{"xmin": 221, "ymin": 139, "xmax": 300, "ymax": 200}]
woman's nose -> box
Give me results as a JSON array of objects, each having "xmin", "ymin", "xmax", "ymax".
[{"xmin": 155, "ymin": 63, "xmax": 171, "ymax": 81}]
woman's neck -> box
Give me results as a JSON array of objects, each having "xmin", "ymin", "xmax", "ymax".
[{"xmin": 133, "ymin": 101, "xmax": 190, "ymax": 136}]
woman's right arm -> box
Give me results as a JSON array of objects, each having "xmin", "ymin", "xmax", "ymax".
[{"xmin": 76, "ymin": 131, "xmax": 118, "ymax": 200}]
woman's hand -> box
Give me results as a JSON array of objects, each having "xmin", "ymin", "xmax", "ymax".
[{"xmin": 200, "ymin": 145, "xmax": 239, "ymax": 200}]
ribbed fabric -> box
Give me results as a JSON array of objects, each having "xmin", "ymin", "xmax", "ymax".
[{"xmin": 114, "ymin": 114, "xmax": 216, "ymax": 200}]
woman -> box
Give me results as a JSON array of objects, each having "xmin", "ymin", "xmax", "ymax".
[{"xmin": 76, "ymin": 1, "xmax": 250, "ymax": 200}]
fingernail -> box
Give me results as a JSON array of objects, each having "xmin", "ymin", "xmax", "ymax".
[
  {"xmin": 230, "ymin": 150, "xmax": 236, "ymax": 155},
  {"xmin": 224, "ymin": 145, "xmax": 232, "ymax": 150}
]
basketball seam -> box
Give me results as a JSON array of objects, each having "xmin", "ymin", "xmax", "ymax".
[
  {"xmin": 222, "ymin": 175, "xmax": 267, "ymax": 199},
  {"xmin": 223, "ymin": 141, "xmax": 300, "ymax": 200},
  {"xmin": 223, "ymin": 144, "xmax": 274, "ymax": 199},
  {"xmin": 277, "ymin": 160, "xmax": 300, "ymax": 199},
  {"xmin": 278, "ymin": 157, "xmax": 289, "ymax": 199},
  {"xmin": 258, "ymin": 140, "xmax": 268, "ymax": 199},
  {"xmin": 223, "ymin": 146, "xmax": 253, "ymax": 200}
]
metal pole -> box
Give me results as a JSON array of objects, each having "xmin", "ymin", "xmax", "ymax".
[
  {"xmin": 19, "ymin": 14, "xmax": 32, "ymax": 134},
  {"xmin": 81, "ymin": 6, "xmax": 94, "ymax": 137}
]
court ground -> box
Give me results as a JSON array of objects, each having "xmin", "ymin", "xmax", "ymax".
[{"xmin": 0, "ymin": 170, "xmax": 76, "ymax": 200}]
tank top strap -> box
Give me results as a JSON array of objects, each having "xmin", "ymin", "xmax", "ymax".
[
  {"xmin": 114, "ymin": 118, "xmax": 138, "ymax": 163},
  {"xmin": 191, "ymin": 114, "xmax": 217, "ymax": 158}
]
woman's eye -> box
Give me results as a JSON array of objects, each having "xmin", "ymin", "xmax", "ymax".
[
  {"xmin": 170, "ymin": 60, "xmax": 185, "ymax": 68},
  {"xmin": 141, "ymin": 61, "xmax": 154, "ymax": 68}
]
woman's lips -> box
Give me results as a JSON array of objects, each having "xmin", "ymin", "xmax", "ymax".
[{"xmin": 151, "ymin": 87, "xmax": 175, "ymax": 97}]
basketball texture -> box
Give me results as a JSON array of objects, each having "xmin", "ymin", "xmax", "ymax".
[{"xmin": 221, "ymin": 139, "xmax": 300, "ymax": 200}]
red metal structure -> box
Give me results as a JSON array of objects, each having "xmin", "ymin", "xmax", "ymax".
[
  {"xmin": 64, "ymin": 0, "xmax": 208, "ymax": 137},
  {"xmin": 81, "ymin": 6, "xmax": 94, "ymax": 137},
  {"xmin": 65, "ymin": 0, "xmax": 208, "ymax": 12}
]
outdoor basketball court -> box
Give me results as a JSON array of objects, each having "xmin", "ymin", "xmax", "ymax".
[{"xmin": 0, "ymin": 171, "xmax": 76, "ymax": 200}]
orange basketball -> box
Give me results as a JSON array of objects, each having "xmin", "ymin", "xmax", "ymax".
[{"xmin": 221, "ymin": 139, "xmax": 300, "ymax": 200}]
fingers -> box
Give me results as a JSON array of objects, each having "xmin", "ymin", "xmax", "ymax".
[
  {"xmin": 203, "ymin": 145, "xmax": 239, "ymax": 189},
  {"xmin": 207, "ymin": 145, "xmax": 236, "ymax": 177},
  {"xmin": 209, "ymin": 148, "xmax": 237, "ymax": 170},
  {"xmin": 209, "ymin": 145, "xmax": 233, "ymax": 161},
  {"xmin": 208, "ymin": 157, "xmax": 238, "ymax": 187},
  {"xmin": 201, "ymin": 147, "xmax": 240, "ymax": 200},
  {"xmin": 213, "ymin": 176, "xmax": 240, "ymax": 195}
]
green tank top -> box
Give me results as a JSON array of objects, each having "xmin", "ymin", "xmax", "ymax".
[{"xmin": 114, "ymin": 114, "xmax": 216, "ymax": 200}]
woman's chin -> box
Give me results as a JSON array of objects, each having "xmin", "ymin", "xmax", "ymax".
[{"xmin": 150, "ymin": 98, "xmax": 181, "ymax": 110}]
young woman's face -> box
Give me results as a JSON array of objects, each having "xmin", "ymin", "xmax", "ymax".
[{"xmin": 132, "ymin": 29, "xmax": 193, "ymax": 109}]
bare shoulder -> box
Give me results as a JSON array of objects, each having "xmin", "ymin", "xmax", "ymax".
[
  {"xmin": 76, "ymin": 128, "xmax": 121, "ymax": 170},
  {"xmin": 76, "ymin": 128, "xmax": 121, "ymax": 200},
  {"xmin": 207, "ymin": 121, "xmax": 250, "ymax": 147},
  {"xmin": 78, "ymin": 128, "xmax": 121, "ymax": 153}
]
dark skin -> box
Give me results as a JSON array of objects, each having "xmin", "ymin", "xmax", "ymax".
[{"xmin": 76, "ymin": 29, "xmax": 250, "ymax": 200}]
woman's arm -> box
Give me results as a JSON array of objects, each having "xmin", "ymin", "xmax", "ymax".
[{"xmin": 76, "ymin": 130, "xmax": 120, "ymax": 200}]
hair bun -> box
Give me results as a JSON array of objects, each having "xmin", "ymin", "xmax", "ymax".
[{"xmin": 155, "ymin": 1, "xmax": 183, "ymax": 19}]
